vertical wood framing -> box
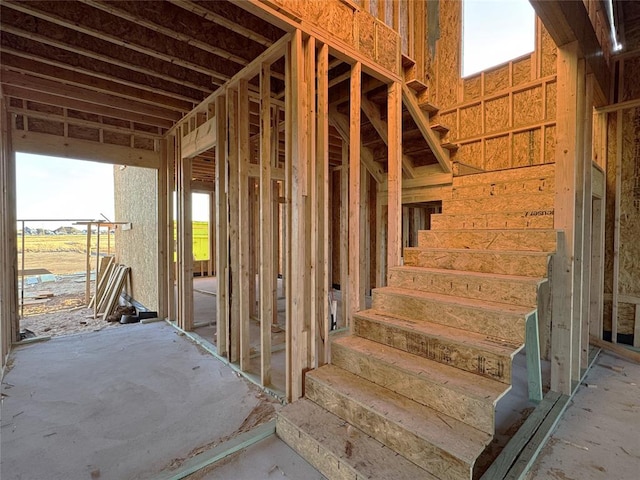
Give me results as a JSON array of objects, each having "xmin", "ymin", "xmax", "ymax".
[
  {"xmin": 208, "ymin": 192, "xmax": 216, "ymax": 277},
  {"xmin": 166, "ymin": 135, "xmax": 177, "ymax": 321},
  {"xmin": 85, "ymin": 226, "xmax": 92, "ymax": 304},
  {"xmin": 260, "ymin": 62, "xmax": 273, "ymax": 386},
  {"xmin": 306, "ymin": 36, "xmax": 317, "ymax": 369},
  {"xmin": 215, "ymin": 95, "xmax": 229, "ymax": 358},
  {"xmin": 157, "ymin": 137, "xmax": 168, "ymax": 320},
  {"xmin": 340, "ymin": 149, "xmax": 349, "ymax": 328},
  {"xmin": 315, "ymin": 43, "xmax": 330, "ymax": 366},
  {"xmin": 590, "ymin": 196, "xmax": 605, "ymax": 339},
  {"xmin": 228, "ymin": 87, "xmax": 240, "ymax": 362},
  {"xmin": 551, "ymin": 42, "xmax": 579, "ymax": 395},
  {"xmin": 387, "ymin": 81, "xmax": 402, "ymax": 275},
  {"xmin": 348, "ymin": 61, "xmax": 363, "ymax": 319},
  {"xmin": 284, "ymin": 36, "xmax": 293, "ymax": 401},
  {"xmin": 178, "ymin": 151, "xmax": 194, "ymax": 331},
  {"xmin": 238, "ymin": 79, "xmax": 251, "ymax": 372}
]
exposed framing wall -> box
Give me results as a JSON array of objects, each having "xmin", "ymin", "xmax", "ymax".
[
  {"xmin": 602, "ymin": 53, "xmax": 640, "ymax": 346},
  {"xmin": 430, "ymin": 2, "xmax": 558, "ymax": 171}
]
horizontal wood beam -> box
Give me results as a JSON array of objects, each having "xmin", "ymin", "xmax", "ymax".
[
  {"xmin": 12, "ymin": 129, "xmax": 160, "ymax": 168},
  {"xmin": 0, "ymin": 37, "xmax": 204, "ymax": 103},
  {"xmin": 169, "ymin": 0, "xmax": 280, "ymax": 47},
  {"xmin": 79, "ymin": 0, "xmax": 264, "ymax": 67},
  {"xmin": 3, "ymin": 85, "xmax": 173, "ymax": 129},
  {"xmin": 530, "ymin": 0, "xmax": 610, "ymax": 105},
  {"xmin": 181, "ymin": 117, "xmax": 217, "ymax": 159},
  {"xmin": 1, "ymin": 51, "xmax": 192, "ymax": 113},
  {"xmin": 1, "ymin": 70, "xmax": 181, "ymax": 122},
  {"xmin": 2, "ymin": 1, "xmax": 238, "ymax": 84},
  {"xmin": 0, "ymin": 10, "xmax": 215, "ymax": 94}
]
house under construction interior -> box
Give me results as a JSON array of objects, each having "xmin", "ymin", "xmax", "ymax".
[{"xmin": 1, "ymin": 1, "xmax": 640, "ymax": 479}]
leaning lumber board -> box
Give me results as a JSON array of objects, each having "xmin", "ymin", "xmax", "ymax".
[
  {"xmin": 331, "ymin": 336, "xmax": 509, "ymax": 434},
  {"xmin": 306, "ymin": 365, "xmax": 491, "ymax": 480},
  {"xmin": 589, "ymin": 336, "xmax": 640, "ymax": 363},
  {"xmin": 103, "ymin": 266, "xmax": 129, "ymax": 317},
  {"xmin": 353, "ymin": 310, "xmax": 521, "ymax": 383},
  {"xmin": 371, "ymin": 286, "xmax": 532, "ymax": 343},
  {"xmin": 277, "ymin": 399, "xmax": 435, "ymax": 480},
  {"xmin": 96, "ymin": 264, "xmax": 120, "ymax": 313},
  {"xmin": 417, "ymin": 229, "xmax": 557, "ymax": 252},
  {"xmin": 388, "ymin": 266, "xmax": 544, "ymax": 307},
  {"xmin": 404, "ymin": 247, "xmax": 550, "ymax": 278}
]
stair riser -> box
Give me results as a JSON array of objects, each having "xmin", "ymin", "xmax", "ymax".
[
  {"xmin": 451, "ymin": 176, "xmax": 555, "ymax": 199},
  {"xmin": 417, "ymin": 230, "xmax": 556, "ymax": 252},
  {"xmin": 452, "ymin": 164, "xmax": 555, "ymax": 187},
  {"xmin": 372, "ymin": 290, "xmax": 526, "ymax": 343},
  {"xmin": 442, "ymin": 194, "xmax": 554, "ymax": 215},
  {"xmin": 431, "ymin": 212, "xmax": 554, "ymax": 230},
  {"xmin": 353, "ymin": 315, "xmax": 514, "ymax": 384},
  {"xmin": 404, "ymin": 248, "xmax": 549, "ymax": 278},
  {"xmin": 306, "ymin": 375, "xmax": 472, "ymax": 480},
  {"xmin": 331, "ymin": 341, "xmax": 496, "ymax": 434},
  {"xmin": 388, "ymin": 268, "xmax": 541, "ymax": 307},
  {"xmin": 277, "ymin": 415, "xmax": 359, "ymax": 480}
]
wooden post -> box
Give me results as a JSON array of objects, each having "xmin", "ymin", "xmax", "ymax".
[
  {"xmin": 208, "ymin": 191, "xmax": 215, "ymax": 277},
  {"xmin": 260, "ymin": 62, "xmax": 273, "ymax": 386},
  {"xmin": 340, "ymin": 148, "xmax": 349, "ymax": 327},
  {"xmin": 387, "ymin": 81, "xmax": 402, "ymax": 276},
  {"xmin": 85, "ymin": 223, "xmax": 92, "ymax": 304},
  {"xmin": 166, "ymin": 135, "xmax": 176, "ymax": 322},
  {"xmin": 215, "ymin": 95, "xmax": 229, "ymax": 357},
  {"xmin": 315, "ymin": 43, "xmax": 330, "ymax": 365},
  {"xmin": 348, "ymin": 61, "xmax": 363, "ymax": 319},
  {"xmin": 228, "ymin": 87, "xmax": 240, "ymax": 362},
  {"xmin": 178, "ymin": 152, "xmax": 193, "ymax": 331},
  {"xmin": 157, "ymin": 137, "xmax": 168, "ymax": 320},
  {"xmin": 551, "ymin": 41, "xmax": 579, "ymax": 394},
  {"xmin": 305, "ymin": 35, "xmax": 316, "ymax": 369},
  {"xmin": 612, "ymin": 111, "xmax": 623, "ymax": 344},
  {"xmin": 238, "ymin": 79, "xmax": 251, "ymax": 372}
]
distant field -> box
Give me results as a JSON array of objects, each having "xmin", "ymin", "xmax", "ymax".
[{"xmin": 18, "ymin": 234, "xmax": 116, "ymax": 275}]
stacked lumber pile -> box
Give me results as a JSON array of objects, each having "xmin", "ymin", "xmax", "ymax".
[
  {"xmin": 89, "ymin": 256, "xmax": 130, "ymax": 318},
  {"xmin": 278, "ymin": 163, "xmax": 557, "ymax": 479}
]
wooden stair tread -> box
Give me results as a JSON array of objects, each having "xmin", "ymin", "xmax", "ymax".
[
  {"xmin": 417, "ymin": 229, "xmax": 556, "ymax": 252},
  {"xmin": 430, "ymin": 211, "xmax": 554, "ymax": 230},
  {"xmin": 452, "ymin": 163, "xmax": 556, "ymax": 187},
  {"xmin": 356, "ymin": 309, "xmax": 523, "ymax": 355},
  {"xmin": 375, "ymin": 286, "xmax": 536, "ymax": 316},
  {"xmin": 307, "ymin": 364, "xmax": 492, "ymax": 465},
  {"xmin": 277, "ymin": 398, "xmax": 434, "ymax": 480},
  {"xmin": 333, "ymin": 335, "xmax": 509, "ymax": 405},
  {"xmin": 442, "ymin": 192, "xmax": 554, "ymax": 214},
  {"xmin": 390, "ymin": 265, "xmax": 546, "ymax": 285},
  {"xmin": 405, "ymin": 246, "xmax": 551, "ymax": 257}
]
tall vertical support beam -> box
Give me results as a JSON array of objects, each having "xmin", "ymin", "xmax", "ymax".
[
  {"xmin": 1, "ymin": 92, "xmax": 19, "ymax": 362},
  {"xmin": 348, "ymin": 61, "xmax": 363, "ymax": 320},
  {"xmin": 387, "ymin": 81, "xmax": 402, "ymax": 276},
  {"xmin": 305, "ymin": 36, "xmax": 317, "ymax": 369},
  {"xmin": 166, "ymin": 135, "xmax": 177, "ymax": 321},
  {"xmin": 238, "ymin": 79, "xmax": 251, "ymax": 372},
  {"xmin": 315, "ymin": 43, "xmax": 330, "ymax": 366},
  {"xmin": 340, "ymin": 152, "xmax": 349, "ymax": 327},
  {"xmin": 177, "ymin": 150, "xmax": 194, "ymax": 331},
  {"xmin": 284, "ymin": 36, "xmax": 294, "ymax": 401},
  {"xmin": 260, "ymin": 62, "xmax": 273, "ymax": 386},
  {"xmin": 215, "ymin": 95, "xmax": 229, "ymax": 358},
  {"xmin": 611, "ymin": 111, "xmax": 623, "ymax": 343},
  {"xmin": 580, "ymin": 74, "xmax": 594, "ymax": 367},
  {"xmin": 85, "ymin": 225, "xmax": 93, "ymax": 304},
  {"xmin": 227, "ymin": 87, "xmax": 240, "ymax": 363},
  {"xmin": 208, "ymin": 191, "xmax": 216, "ymax": 277},
  {"xmin": 552, "ymin": 41, "xmax": 580, "ymax": 394},
  {"xmin": 157, "ymin": 137, "xmax": 169, "ymax": 320}
]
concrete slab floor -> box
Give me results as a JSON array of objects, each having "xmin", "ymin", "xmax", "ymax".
[
  {"xmin": 527, "ymin": 351, "xmax": 640, "ymax": 480},
  {"xmin": 0, "ymin": 322, "xmax": 290, "ymax": 480}
]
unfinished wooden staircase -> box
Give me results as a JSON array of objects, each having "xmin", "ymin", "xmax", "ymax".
[{"xmin": 277, "ymin": 164, "xmax": 556, "ymax": 479}]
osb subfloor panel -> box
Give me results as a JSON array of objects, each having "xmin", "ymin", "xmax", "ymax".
[
  {"xmin": 526, "ymin": 352, "xmax": 640, "ymax": 480},
  {"xmin": 0, "ymin": 322, "xmax": 284, "ymax": 480}
]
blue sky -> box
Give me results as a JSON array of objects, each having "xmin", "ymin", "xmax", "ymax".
[
  {"xmin": 16, "ymin": 153, "xmax": 115, "ymax": 228},
  {"xmin": 462, "ymin": 0, "xmax": 535, "ymax": 77}
]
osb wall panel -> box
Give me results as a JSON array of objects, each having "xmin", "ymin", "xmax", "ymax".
[
  {"xmin": 429, "ymin": 2, "xmax": 557, "ymax": 171},
  {"xmin": 68, "ymin": 124, "xmax": 100, "ymax": 142},
  {"xmin": 604, "ymin": 112, "xmax": 617, "ymax": 298},
  {"xmin": 26, "ymin": 118, "xmax": 63, "ymax": 136},
  {"xmin": 622, "ymin": 56, "xmax": 640, "ymax": 102},
  {"xmin": 114, "ymin": 165, "xmax": 158, "ymax": 311}
]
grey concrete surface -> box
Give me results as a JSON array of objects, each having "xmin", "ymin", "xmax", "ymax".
[
  {"xmin": 527, "ymin": 352, "xmax": 640, "ymax": 479},
  {"xmin": 0, "ymin": 322, "xmax": 267, "ymax": 480}
]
